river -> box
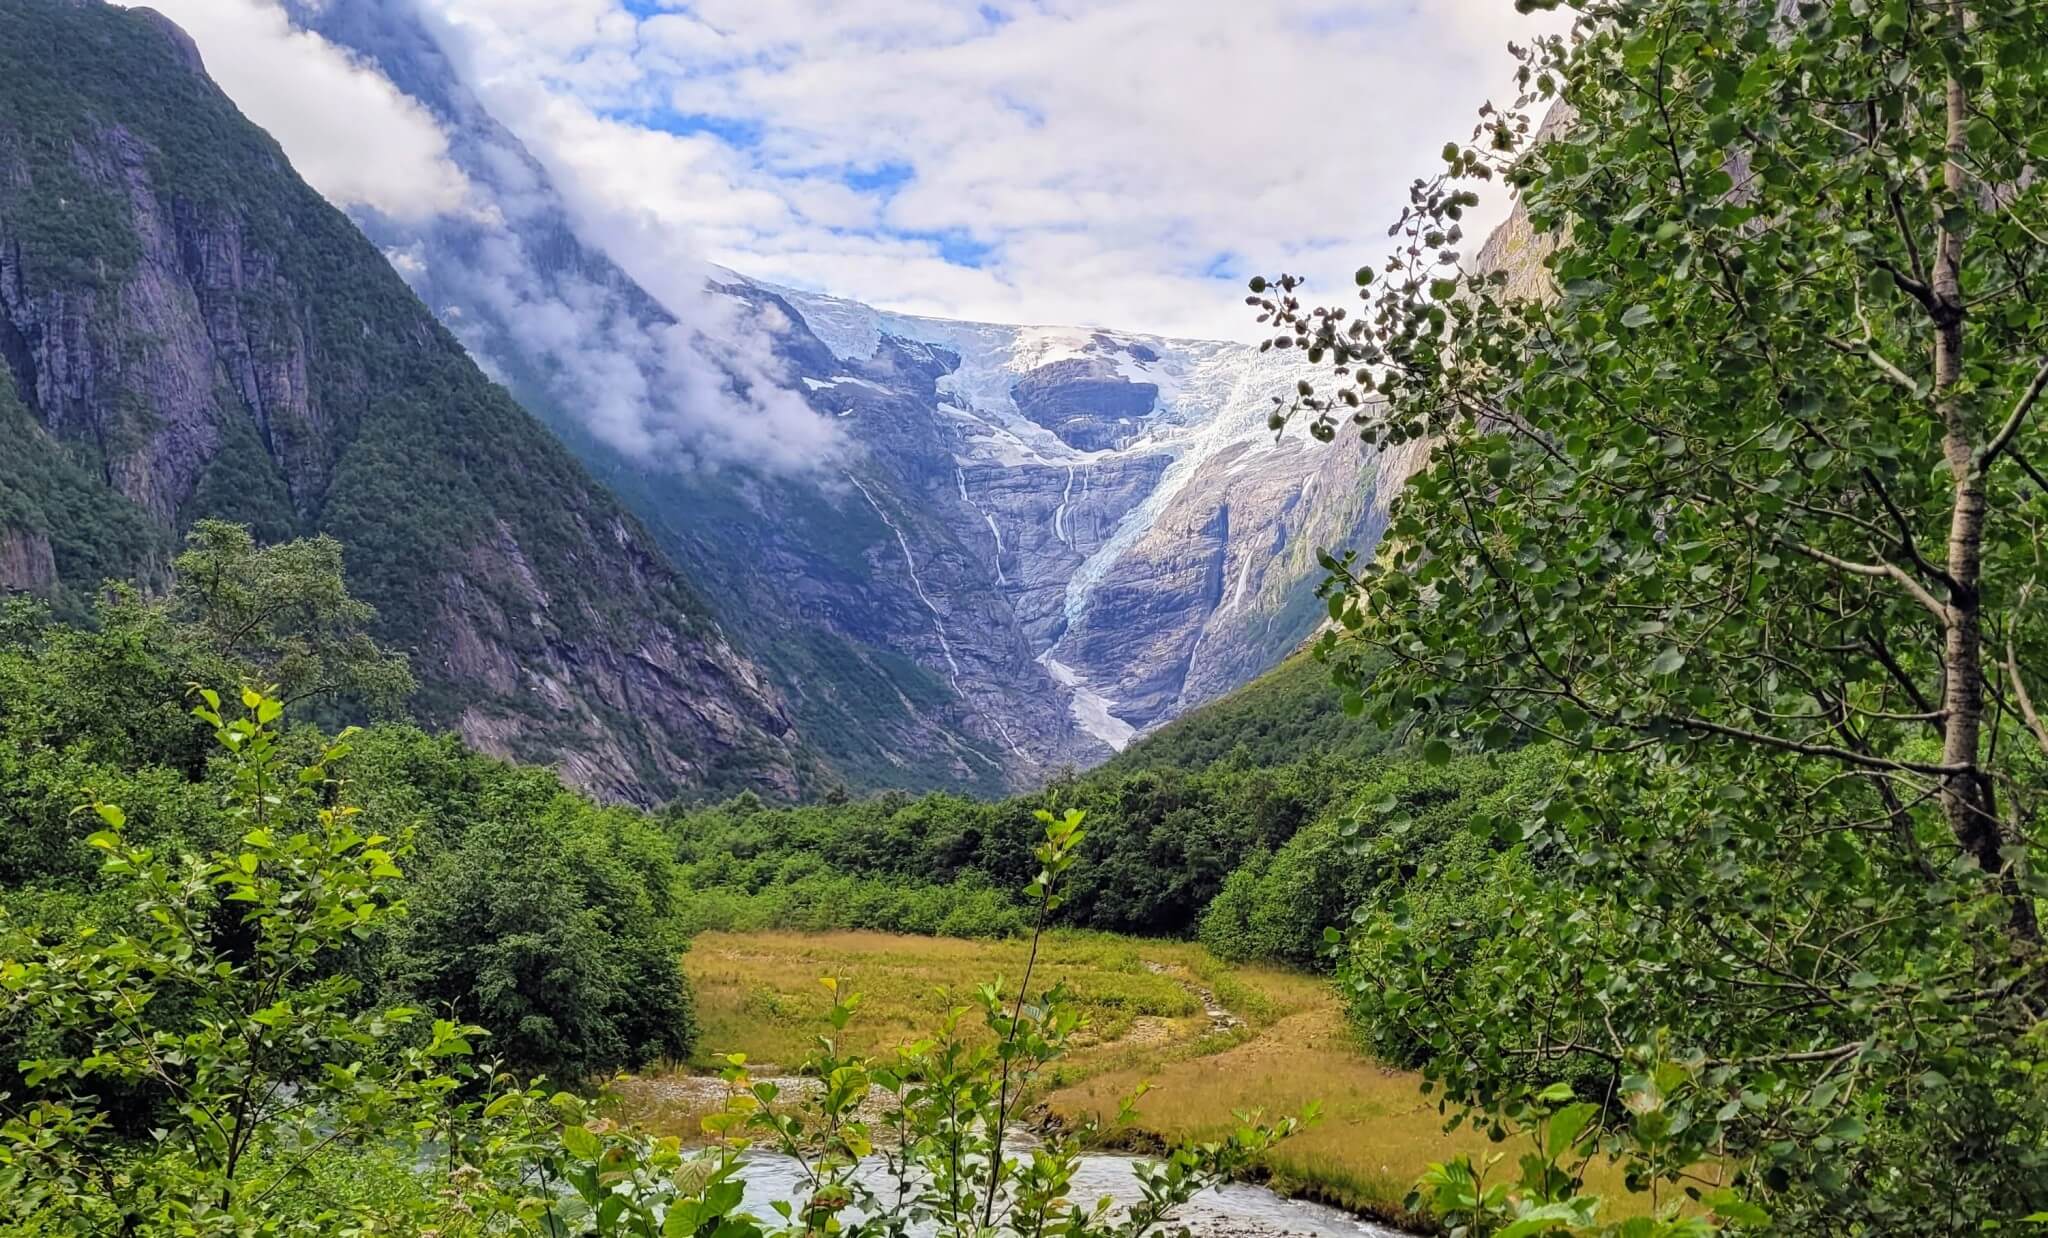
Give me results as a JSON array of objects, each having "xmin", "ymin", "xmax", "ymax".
[{"xmin": 728, "ymin": 1149, "xmax": 1418, "ymax": 1237}]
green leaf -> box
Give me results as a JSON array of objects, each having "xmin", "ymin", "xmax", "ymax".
[
  {"xmin": 1546, "ymin": 1102, "xmax": 1599, "ymax": 1159},
  {"xmin": 1649, "ymin": 647, "xmax": 1686, "ymax": 676},
  {"xmin": 1704, "ymin": 1191, "xmax": 1771, "ymax": 1226},
  {"xmin": 562, "ymin": 1123, "xmax": 602, "ymax": 1161}
]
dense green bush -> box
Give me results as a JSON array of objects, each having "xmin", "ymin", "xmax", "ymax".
[
  {"xmin": 1197, "ymin": 751, "xmax": 1556, "ymax": 972},
  {"xmin": 386, "ymin": 807, "xmax": 696, "ymax": 1080},
  {"xmin": 0, "ymin": 536, "xmax": 696, "ymax": 1084},
  {"xmin": 666, "ymin": 753, "xmax": 1372, "ymax": 939}
]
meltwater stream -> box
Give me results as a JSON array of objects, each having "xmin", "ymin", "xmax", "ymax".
[{"xmin": 729, "ymin": 1151, "xmax": 1416, "ymax": 1237}]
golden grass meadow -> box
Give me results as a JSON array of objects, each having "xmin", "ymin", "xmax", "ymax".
[{"xmin": 612, "ymin": 929, "xmax": 1647, "ymax": 1228}]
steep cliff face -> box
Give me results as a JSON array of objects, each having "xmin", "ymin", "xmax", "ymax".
[
  {"xmin": 770, "ymin": 290, "xmax": 1424, "ymax": 755},
  {"xmin": 270, "ymin": 0, "xmax": 1423, "ymax": 793},
  {"xmin": 0, "ymin": 0, "xmax": 803, "ymax": 802}
]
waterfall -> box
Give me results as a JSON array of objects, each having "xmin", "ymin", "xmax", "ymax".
[{"xmin": 851, "ymin": 472, "xmax": 1026, "ymax": 760}]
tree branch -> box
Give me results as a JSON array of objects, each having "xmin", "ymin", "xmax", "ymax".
[
  {"xmin": 1775, "ymin": 536, "xmax": 1951, "ymax": 624},
  {"xmin": 2005, "ymin": 633, "xmax": 2048, "ymax": 760},
  {"xmin": 1821, "ymin": 333, "xmax": 1921, "ymax": 395},
  {"xmin": 1978, "ymin": 356, "xmax": 2048, "ymax": 472},
  {"xmin": 1658, "ymin": 712, "xmax": 1971, "ymax": 776}
]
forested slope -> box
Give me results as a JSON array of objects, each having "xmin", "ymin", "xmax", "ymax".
[
  {"xmin": 0, "ymin": 0, "xmax": 803, "ymax": 803},
  {"xmin": 1102, "ymin": 648, "xmax": 1390, "ymax": 775}
]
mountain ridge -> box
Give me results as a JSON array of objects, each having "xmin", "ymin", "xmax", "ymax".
[
  {"xmin": 0, "ymin": 0, "xmax": 805, "ymax": 803},
  {"xmin": 0, "ymin": 0, "xmax": 1439, "ymax": 802}
]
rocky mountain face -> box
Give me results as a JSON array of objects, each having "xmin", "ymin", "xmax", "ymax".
[
  {"xmin": 760, "ymin": 290, "xmax": 1419, "ymax": 760},
  {"xmin": 0, "ymin": 0, "xmax": 803, "ymax": 803},
  {"xmin": 281, "ymin": 0, "xmax": 1423, "ymax": 795}
]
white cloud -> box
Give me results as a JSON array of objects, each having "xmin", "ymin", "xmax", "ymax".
[
  {"xmin": 143, "ymin": 0, "xmax": 844, "ymax": 476},
  {"xmin": 141, "ymin": 0, "xmax": 469, "ymax": 221},
  {"xmin": 415, "ymin": 0, "xmax": 1567, "ymax": 339},
  {"xmin": 145, "ymin": 0, "xmax": 1568, "ymax": 473}
]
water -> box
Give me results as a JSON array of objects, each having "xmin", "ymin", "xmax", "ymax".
[{"xmin": 729, "ymin": 1150, "xmax": 1416, "ymax": 1237}]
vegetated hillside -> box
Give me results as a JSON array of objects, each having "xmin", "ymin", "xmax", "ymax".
[
  {"xmin": 0, "ymin": 364, "xmax": 163, "ymax": 619},
  {"xmin": 1100, "ymin": 647, "xmax": 1390, "ymax": 775},
  {"xmin": 0, "ymin": 0, "xmax": 804, "ymax": 803},
  {"xmin": 0, "ymin": 543, "xmax": 704, "ymax": 1084}
]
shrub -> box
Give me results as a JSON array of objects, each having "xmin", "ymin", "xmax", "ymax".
[{"xmin": 383, "ymin": 808, "xmax": 696, "ymax": 1081}]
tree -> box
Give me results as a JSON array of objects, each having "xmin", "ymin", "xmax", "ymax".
[
  {"xmin": 386, "ymin": 804, "xmax": 697, "ymax": 1080},
  {"xmin": 172, "ymin": 521, "xmax": 413, "ymax": 717},
  {"xmin": 1259, "ymin": 0, "xmax": 2048, "ymax": 1230}
]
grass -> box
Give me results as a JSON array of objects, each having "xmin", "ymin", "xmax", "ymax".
[
  {"xmin": 1046, "ymin": 1002, "xmax": 1641, "ymax": 1228},
  {"xmin": 666, "ymin": 929, "xmax": 1228, "ymax": 1069},
  {"xmin": 615, "ymin": 929, "xmax": 1653, "ymax": 1230}
]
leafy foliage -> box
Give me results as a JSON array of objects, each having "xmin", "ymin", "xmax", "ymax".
[
  {"xmin": 0, "ymin": 704, "xmax": 1310, "ymax": 1235},
  {"xmin": 1410, "ymin": 1082, "xmax": 1755, "ymax": 1238},
  {"xmin": 0, "ymin": 543, "xmax": 694, "ymax": 1085},
  {"xmin": 1256, "ymin": 0, "xmax": 2048, "ymax": 1229},
  {"xmin": 0, "ymin": 687, "xmax": 472, "ymax": 1233},
  {"xmin": 385, "ymin": 804, "xmax": 696, "ymax": 1081},
  {"xmin": 668, "ymin": 753, "xmax": 1371, "ymax": 939},
  {"xmin": 1200, "ymin": 751, "xmax": 1551, "ymax": 972},
  {"xmin": 0, "ymin": 595, "xmax": 232, "ymax": 889},
  {"xmin": 171, "ymin": 521, "xmax": 415, "ymax": 720}
]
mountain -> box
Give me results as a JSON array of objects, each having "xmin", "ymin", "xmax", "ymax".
[
  {"xmin": 282, "ymin": 0, "xmax": 1423, "ymax": 795},
  {"xmin": 0, "ymin": 0, "xmax": 804, "ymax": 803}
]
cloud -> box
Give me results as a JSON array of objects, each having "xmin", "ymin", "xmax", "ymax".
[
  {"xmin": 146, "ymin": 0, "xmax": 843, "ymax": 476},
  {"xmin": 148, "ymin": 0, "xmax": 1566, "ymax": 473},
  {"xmin": 142, "ymin": 0, "xmax": 469, "ymax": 221},
  {"xmin": 417, "ymin": 214, "xmax": 842, "ymax": 473},
  {"xmin": 413, "ymin": 0, "xmax": 1569, "ymax": 339}
]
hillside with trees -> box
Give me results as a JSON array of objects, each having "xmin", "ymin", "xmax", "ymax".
[{"xmin": 0, "ymin": 0, "xmax": 804, "ymax": 805}]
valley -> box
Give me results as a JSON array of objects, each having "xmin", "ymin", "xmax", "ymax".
[
  {"xmin": 272, "ymin": 0, "xmax": 1422, "ymax": 799},
  {"xmin": 2, "ymin": 0, "xmax": 2043, "ymax": 1234}
]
